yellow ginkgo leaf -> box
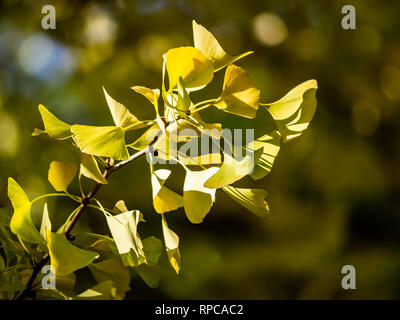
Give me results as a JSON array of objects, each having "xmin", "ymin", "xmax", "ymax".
[
  {"xmin": 263, "ymin": 79, "xmax": 318, "ymax": 141},
  {"xmin": 46, "ymin": 229, "xmax": 99, "ymax": 276},
  {"xmin": 103, "ymin": 87, "xmax": 139, "ymax": 128},
  {"xmin": 223, "ymin": 186, "xmax": 270, "ymax": 217},
  {"xmin": 71, "ymin": 125, "xmax": 129, "ymax": 160},
  {"xmin": 166, "ymin": 46, "xmax": 214, "ymax": 91},
  {"xmin": 161, "ymin": 214, "xmax": 181, "ymax": 274},
  {"xmin": 131, "ymin": 86, "xmax": 160, "ymax": 105},
  {"xmin": 80, "ymin": 153, "xmax": 107, "ymax": 184},
  {"xmin": 214, "ymin": 64, "xmax": 260, "ymax": 119},
  {"xmin": 40, "ymin": 203, "xmax": 51, "ymax": 240},
  {"xmin": 151, "ymin": 169, "xmax": 183, "ymax": 214},
  {"xmin": 183, "ymin": 167, "xmax": 219, "ymax": 224},
  {"xmin": 204, "ymin": 152, "xmax": 254, "ymax": 189},
  {"xmin": 48, "ymin": 161, "xmax": 77, "ymax": 192},
  {"xmin": 7, "ymin": 178, "xmax": 44, "ymax": 244},
  {"xmin": 34, "ymin": 104, "xmax": 72, "ymax": 140},
  {"xmin": 247, "ymin": 130, "xmax": 281, "ymax": 181},
  {"xmin": 193, "ymin": 20, "xmax": 253, "ymax": 71}
]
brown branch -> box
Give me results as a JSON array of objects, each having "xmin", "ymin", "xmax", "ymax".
[{"xmin": 15, "ymin": 145, "xmax": 153, "ymax": 300}]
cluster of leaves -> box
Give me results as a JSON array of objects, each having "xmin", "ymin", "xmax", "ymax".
[{"xmin": 0, "ymin": 21, "xmax": 317, "ymax": 299}]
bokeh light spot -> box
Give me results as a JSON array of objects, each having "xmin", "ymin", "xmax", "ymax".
[{"xmin": 253, "ymin": 12, "xmax": 288, "ymax": 47}]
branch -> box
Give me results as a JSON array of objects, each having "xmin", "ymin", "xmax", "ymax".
[{"xmin": 15, "ymin": 145, "xmax": 153, "ymax": 300}]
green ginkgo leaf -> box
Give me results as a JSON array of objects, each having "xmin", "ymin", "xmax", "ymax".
[
  {"xmin": 247, "ymin": 130, "xmax": 281, "ymax": 180},
  {"xmin": 7, "ymin": 178, "xmax": 44, "ymax": 244},
  {"xmin": 103, "ymin": 87, "xmax": 139, "ymax": 128},
  {"xmin": 80, "ymin": 154, "xmax": 107, "ymax": 184},
  {"xmin": 214, "ymin": 64, "xmax": 260, "ymax": 119},
  {"xmin": 142, "ymin": 236, "xmax": 162, "ymax": 265},
  {"xmin": 40, "ymin": 203, "xmax": 51, "ymax": 240},
  {"xmin": 193, "ymin": 20, "xmax": 253, "ymax": 72},
  {"xmin": 161, "ymin": 215, "xmax": 181, "ymax": 274},
  {"xmin": 105, "ymin": 210, "xmax": 146, "ymax": 267},
  {"xmin": 223, "ymin": 186, "xmax": 269, "ymax": 217},
  {"xmin": 74, "ymin": 281, "xmax": 115, "ymax": 300},
  {"xmin": 48, "ymin": 161, "xmax": 77, "ymax": 192},
  {"xmin": 71, "ymin": 125, "xmax": 129, "ymax": 160},
  {"xmin": 177, "ymin": 77, "xmax": 191, "ymax": 114},
  {"xmin": 151, "ymin": 169, "xmax": 183, "ymax": 214},
  {"xmin": 166, "ymin": 46, "xmax": 214, "ymax": 91},
  {"xmin": 88, "ymin": 257, "xmax": 130, "ymax": 299},
  {"xmin": 33, "ymin": 104, "xmax": 72, "ymax": 140},
  {"xmin": 135, "ymin": 264, "xmax": 160, "ymax": 288},
  {"xmin": 204, "ymin": 152, "xmax": 254, "ymax": 189},
  {"xmin": 46, "ymin": 229, "xmax": 99, "ymax": 276},
  {"xmin": 183, "ymin": 167, "xmax": 219, "ymax": 224},
  {"xmin": 262, "ymin": 79, "xmax": 318, "ymax": 141},
  {"xmin": 128, "ymin": 124, "xmax": 160, "ymax": 151}
]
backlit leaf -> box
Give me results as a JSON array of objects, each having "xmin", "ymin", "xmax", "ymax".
[
  {"xmin": 35, "ymin": 104, "xmax": 72, "ymax": 140},
  {"xmin": 71, "ymin": 125, "xmax": 129, "ymax": 160},
  {"xmin": 7, "ymin": 178, "xmax": 43, "ymax": 244},
  {"xmin": 204, "ymin": 152, "xmax": 254, "ymax": 189},
  {"xmin": 263, "ymin": 79, "xmax": 318, "ymax": 141},
  {"xmin": 80, "ymin": 154, "xmax": 107, "ymax": 184},
  {"xmin": 166, "ymin": 46, "xmax": 214, "ymax": 91},
  {"xmin": 103, "ymin": 87, "xmax": 139, "ymax": 128},
  {"xmin": 223, "ymin": 186, "xmax": 269, "ymax": 217},
  {"xmin": 142, "ymin": 236, "xmax": 162, "ymax": 265},
  {"xmin": 193, "ymin": 20, "xmax": 253, "ymax": 71},
  {"xmin": 46, "ymin": 229, "xmax": 99, "ymax": 276},
  {"xmin": 247, "ymin": 130, "xmax": 281, "ymax": 180},
  {"xmin": 214, "ymin": 64, "xmax": 260, "ymax": 119},
  {"xmin": 48, "ymin": 161, "xmax": 77, "ymax": 192},
  {"xmin": 105, "ymin": 210, "xmax": 146, "ymax": 267},
  {"xmin": 74, "ymin": 281, "xmax": 115, "ymax": 300},
  {"xmin": 161, "ymin": 215, "xmax": 180, "ymax": 274},
  {"xmin": 131, "ymin": 86, "xmax": 160, "ymax": 105},
  {"xmin": 183, "ymin": 167, "xmax": 219, "ymax": 224},
  {"xmin": 151, "ymin": 169, "xmax": 183, "ymax": 214},
  {"xmin": 40, "ymin": 203, "xmax": 51, "ymax": 240}
]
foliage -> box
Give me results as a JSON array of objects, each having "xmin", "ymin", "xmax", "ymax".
[{"xmin": 0, "ymin": 20, "xmax": 317, "ymax": 299}]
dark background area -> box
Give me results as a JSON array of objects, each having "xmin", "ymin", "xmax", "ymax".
[{"xmin": 1, "ymin": 0, "xmax": 400, "ymax": 299}]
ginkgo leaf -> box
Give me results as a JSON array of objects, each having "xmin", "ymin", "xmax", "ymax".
[
  {"xmin": 40, "ymin": 203, "xmax": 51, "ymax": 240},
  {"xmin": 135, "ymin": 264, "xmax": 160, "ymax": 288},
  {"xmin": 88, "ymin": 257, "xmax": 130, "ymax": 299},
  {"xmin": 151, "ymin": 169, "xmax": 183, "ymax": 214},
  {"xmin": 103, "ymin": 87, "xmax": 139, "ymax": 128},
  {"xmin": 131, "ymin": 86, "xmax": 160, "ymax": 105},
  {"xmin": 71, "ymin": 125, "xmax": 129, "ymax": 160},
  {"xmin": 263, "ymin": 79, "xmax": 318, "ymax": 141},
  {"xmin": 46, "ymin": 229, "xmax": 99, "ymax": 276},
  {"xmin": 177, "ymin": 77, "xmax": 191, "ymax": 114},
  {"xmin": 161, "ymin": 215, "xmax": 180, "ymax": 274},
  {"xmin": 80, "ymin": 154, "xmax": 107, "ymax": 184},
  {"xmin": 183, "ymin": 167, "xmax": 219, "ymax": 224},
  {"xmin": 8, "ymin": 178, "xmax": 44, "ymax": 244},
  {"xmin": 142, "ymin": 236, "xmax": 162, "ymax": 265},
  {"xmin": 48, "ymin": 161, "xmax": 77, "ymax": 192},
  {"xmin": 223, "ymin": 186, "xmax": 269, "ymax": 217},
  {"xmin": 204, "ymin": 152, "xmax": 254, "ymax": 189},
  {"xmin": 74, "ymin": 281, "xmax": 115, "ymax": 300},
  {"xmin": 105, "ymin": 210, "xmax": 146, "ymax": 267},
  {"xmin": 166, "ymin": 46, "xmax": 214, "ymax": 91},
  {"xmin": 247, "ymin": 130, "xmax": 281, "ymax": 180},
  {"xmin": 35, "ymin": 104, "xmax": 72, "ymax": 140},
  {"xmin": 188, "ymin": 112, "xmax": 223, "ymax": 140},
  {"xmin": 193, "ymin": 20, "xmax": 253, "ymax": 71},
  {"xmin": 214, "ymin": 64, "xmax": 260, "ymax": 119},
  {"xmin": 179, "ymin": 152, "xmax": 222, "ymax": 166}
]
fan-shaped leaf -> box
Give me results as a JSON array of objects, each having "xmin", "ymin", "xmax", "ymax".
[
  {"xmin": 161, "ymin": 215, "xmax": 180, "ymax": 274},
  {"xmin": 263, "ymin": 79, "xmax": 317, "ymax": 141},
  {"xmin": 214, "ymin": 64, "xmax": 260, "ymax": 119},
  {"xmin": 80, "ymin": 154, "xmax": 107, "ymax": 184},
  {"xmin": 34, "ymin": 104, "xmax": 72, "ymax": 140},
  {"xmin": 223, "ymin": 186, "xmax": 269, "ymax": 217},
  {"xmin": 193, "ymin": 20, "xmax": 253, "ymax": 71},
  {"xmin": 46, "ymin": 229, "xmax": 99, "ymax": 276},
  {"xmin": 71, "ymin": 125, "xmax": 129, "ymax": 160},
  {"xmin": 48, "ymin": 161, "xmax": 77, "ymax": 192},
  {"xmin": 166, "ymin": 46, "xmax": 214, "ymax": 91},
  {"xmin": 151, "ymin": 169, "xmax": 183, "ymax": 214},
  {"xmin": 7, "ymin": 178, "xmax": 43, "ymax": 244}
]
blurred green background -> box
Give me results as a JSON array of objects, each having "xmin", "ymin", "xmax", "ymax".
[{"xmin": 1, "ymin": 0, "xmax": 400, "ymax": 299}]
